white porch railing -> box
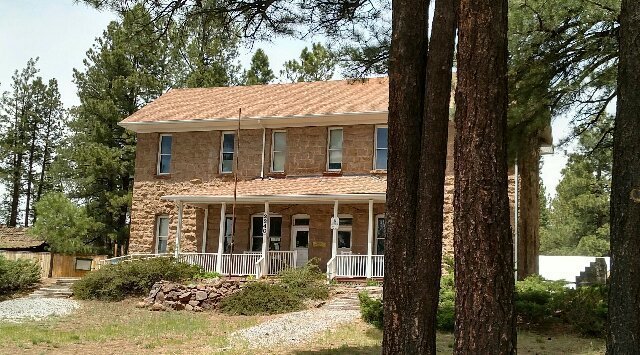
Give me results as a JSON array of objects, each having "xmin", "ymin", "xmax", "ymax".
[
  {"xmin": 178, "ymin": 253, "xmax": 218, "ymax": 272},
  {"xmin": 266, "ymin": 251, "xmax": 297, "ymax": 275},
  {"xmin": 220, "ymin": 253, "xmax": 261, "ymax": 276},
  {"xmin": 371, "ymin": 255, "xmax": 384, "ymax": 278},
  {"xmin": 335, "ymin": 254, "xmax": 368, "ymax": 278}
]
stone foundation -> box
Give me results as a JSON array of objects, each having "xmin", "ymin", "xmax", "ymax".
[{"xmin": 139, "ymin": 279, "xmax": 242, "ymax": 311}]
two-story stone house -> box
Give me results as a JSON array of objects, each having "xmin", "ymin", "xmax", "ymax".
[{"xmin": 119, "ymin": 77, "xmax": 472, "ymax": 278}]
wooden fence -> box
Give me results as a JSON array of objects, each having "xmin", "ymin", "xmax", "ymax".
[
  {"xmin": 0, "ymin": 251, "xmax": 106, "ymax": 279},
  {"xmin": 0, "ymin": 251, "xmax": 52, "ymax": 278}
]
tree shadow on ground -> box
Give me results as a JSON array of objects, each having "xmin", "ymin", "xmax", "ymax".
[{"xmin": 293, "ymin": 345, "xmax": 381, "ymax": 355}]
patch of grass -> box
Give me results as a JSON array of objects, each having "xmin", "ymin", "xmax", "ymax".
[{"xmin": 0, "ymin": 300, "xmax": 257, "ymax": 353}]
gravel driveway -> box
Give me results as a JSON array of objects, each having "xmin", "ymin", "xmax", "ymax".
[{"xmin": 0, "ymin": 298, "xmax": 80, "ymax": 322}]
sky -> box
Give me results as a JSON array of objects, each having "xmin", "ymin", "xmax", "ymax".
[{"xmin": 0, "ymin": 0, "xmax": 570, "ymax": 196}]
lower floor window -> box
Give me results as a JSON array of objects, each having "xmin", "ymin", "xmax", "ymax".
[
  {"xmin": 251, "ymin": 215, "xmax": 282, "ymax": 251},
  {"xmin": 337, "ymin": 216, "xmax": 353, "ymax": 249},
  {"xmin": 375, "ymin": 216, "xmax": 385, "ymax": 255},
  {"xmin": 156, "ymin": 216, "xmax": 169, "ymax": 253}
]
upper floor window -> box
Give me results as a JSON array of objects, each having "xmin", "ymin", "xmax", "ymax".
[
  {"xmin": 375, "ymin": 126, "xmax": 388, "ymax": 170},
  {"xmin": 327, "ymin": 128, "xmax": 343, "ymax": 171},
  {"xmin": 271, "ymin": 131, "xmax": 286, "ymax": 172},
  {"xmin": 157, "ymin": 135, "xmax": 172, "ymax": 175},
  {"xmin": 220, "ymin": 132, "xmax": 235, "ymax": 173}
]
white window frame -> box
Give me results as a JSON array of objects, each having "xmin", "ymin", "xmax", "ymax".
[
  {"xmin": 327, "ymin": 127, "xmax": 344, "ymax": 172},
  {"xmin": 220, "ymin": 131, "xmax": 236, "ymax": 174},
  {"xmin": 155, "ymin": 215, "xmax": 170, "ymax": 254},
  {"xmin": 375, "ymin": 214, "xmax": 386, "ymax": 255},
  {"xmin": 271, "ymin": 130, "xmax": 287, "ymax": 173},
  {"xmin": 374, "ymin": 125, "xmax": 388, "ymax": 170},
  {"xmin": 337, "ymin": 214, "xmax": 353, "ymax": 250},
  {"xmin": 250, "ymin": 213, "xmax": 283, "ymax": 252},
  {"xmin": 157, "ymin": 134, "xmax": 172, "ymax": 175}
]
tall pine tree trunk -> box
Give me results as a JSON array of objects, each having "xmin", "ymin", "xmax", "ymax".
[
  {"xmin": 24, "ymin": 126, "xmax": 38, "ymax": 227},
  {"xmin": 454, "ymin": 0, "xmax": 516, "ymax": 352},
  {"xmin": 383, "ymin": 0, "xmax": 428, "ymax": 352},
  {"xmin": 518, "ymin": 137, "xmax": 541, "ymax": 279},
  {"xmin": 607, "ymin": 0, "xmax": 640, "ymax": 352},
  {"xmin": 414, "ymin": 0, "xmax": 457, "ymax": 352}
]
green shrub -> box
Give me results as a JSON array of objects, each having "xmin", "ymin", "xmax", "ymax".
[
  {"xmin": 358, "ymin": 292, "xmax": 383, "ymax": 329},
  {"xmin": 194, "ymin": 271, "xmax": 222, "ymax": 280},
  {"xmin": 219, "ymin": 282, "xmax": 303, "ymax": 315},
  {"xmin": 437, "ymin": 271, "xmax": 455, "ymax": 332},
  {"xmin": 516, "ymin": 275, "xmax": 567, "ymax": 325},
  {"xmin": 558, "ymin": 285, "xmax": 608, "ymax": 337},
  {"xmin": 72, "ymin": 257, "xmax": 201, "ymax": 301},
  {"xmin": 0, "ymin": 255, "xmax": 41, "ymax": 296},
  {"xmin": 278, "ymin": 260, "xmax": 329, "ymax": 300}
]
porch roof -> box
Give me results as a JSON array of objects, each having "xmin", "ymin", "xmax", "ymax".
[{"xmin": 162, "ymin": 175, "xmax": 387, "ymax": 204}]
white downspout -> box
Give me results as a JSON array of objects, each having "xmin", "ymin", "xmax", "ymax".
[
  {"xmin": 216, "ymin": 203, "xmax": 226, "ymax": 273},
  {"xmin": 175, "ymin": 201, "xmax": 184, "ymax": 258},
  {"xmin": 261, "ymin": 201, "xmax": 270, "ymax": 277},
  {"xmin": 332, "ymin": 201, "xmax": 339, "ymax": 259},
  {"xmin": 260, "ymin": 127, "xmax": 266, "ymax": 179},
  {"xmin": 202, "ymin": 206, "xmax": 209, "ymax": 253},
  {"xmin": 514, "ymin": 157, "xmax": 519, "ymax": 282}
]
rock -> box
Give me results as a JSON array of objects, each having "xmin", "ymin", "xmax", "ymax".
[
  {"xmin": 178, "ymin": 292, "xmax": 191, "ymax": 302},
  {"xmin": 193, "ymin": 306, "xmax": 203, "ymax": 312},
  {"xmin": 150, "ymin": 303, "xmax": 164, "ymax": 311},
  {"xmin": 162, "ymin": 300, "xmax": 176, "ymax": 309},
  {"xmin": 188, "ymin": 300, "xmax": 200, "ymax": 307},
  {"xmin": 156, "ymin": 291, "xmax": 165, "ymax": 302},
  {"xmin": 185, "ymin": 304, "xmax": 193, "ymax": 311},
  {"xmin": 195, "ymin": 291, "xmax": 207, "ymax": 301}
]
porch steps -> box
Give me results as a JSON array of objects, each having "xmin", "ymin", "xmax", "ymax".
[
  {"xmin": 325, "ymin": 286, "xmax": 383, "ymax": 311},
  {"xmin": 28, "ymin": 278, "xmax": 81, "ymax": 299}
]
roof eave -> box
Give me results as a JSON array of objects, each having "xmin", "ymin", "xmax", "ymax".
[
  {"xmin": 119, "ymin": 111, "xmax": 389, "ymax": 133},
  {"xmin": 161, "ymin": 193, "xmax": 387, "ymax": 204}
]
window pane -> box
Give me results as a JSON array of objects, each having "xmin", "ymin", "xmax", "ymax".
[
  {"xmin": 225, "ymin": 217, "xmax": 234, "ymax": 236},
  {"xmin": 159, "ymin": 155, "xmax": 171, "ymax": 174},
  {"xmin": 296, "ymin": 231, "xmax": 309, "ymax": 248},
  {"xmin": 224, "ymin": 237, "xmax": 231, "ymax": 253},
  {"xmin": 377, "ymin": 218, "xmax": 386, "ymax": 239},
  {"xmin": 252, "ymin": 237, "xmax": 263, "ymax": 252},
  {"xmin": 223, "ymin": 133, "xmax": 235, "ymax": 152},
  {"xmin": 376, "ymin": 239, "xmax": 384, "ymax": 255},
  {"xmin": 376, "ymin": 127, "xmax": 388, "ymax": 149},
  {"xmin": 269, "ymin": 237, "xmax": 281, "ymax": 251},
  {"xmin": 222, "ymin": 158, "xmax": 233, "ymax": 173},
  {"xmin": 272, "ymin": 152, "xmax": 285, "ymax": 172},
  {"xmin": 329, "ymin": 129, "xmax": 343, "ymax": 149},
  {"xmin": 270, "ymin": 217, "xmax": 282, "ymax": 237},
  {"xmin": 339, "ymin": 218, "xmax": 353, "ymax": 226},
  {"xmin": 157, "ymin": 238, "xmax": 167, "ymax": 253},
  {"xmin": 273, "ymin": 132, "xmax": 286, "ymax": 151},
  {"xmin": 158, "ymin": 217, "xmax": 169, "ymax": 237},
  {"xmin": 375, "ymin": 149, "xmax": 388, "ymax": 170},
  {"xmin": 252, "ymin": 216, "xmax": 263, "ymax": 236},
  {"xmin": 294, "ymin": 218, "xmax": 310, "ymax": 226},
  {"xmin": 329, "ymin": 150, "xmax": 342, "ymax": 164},
  {"xmin": 338, "ymin": 231, "xmax": 351, "ymax": 248},
  {"xmin": 160, "ymin": 135, "xmax": 172, "ymax": 154}
]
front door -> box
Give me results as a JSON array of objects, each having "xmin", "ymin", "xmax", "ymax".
[{"xmin": 292, "ymin": 215, "xmax": 310, "ymax": 267}]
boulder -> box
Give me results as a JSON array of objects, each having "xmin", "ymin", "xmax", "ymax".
[
  {"xmin": 150, "ymin": 303, "xmax": 165, "ymax": 311},
  {"xmin": 195, "ymin": 291, "xmax": 208, "ymax": 301}
]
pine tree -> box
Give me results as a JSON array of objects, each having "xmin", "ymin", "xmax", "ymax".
[
  {"xmin": 244, "ymin": 49, "xmax": 275, "ymax": 85},
  {"xmin": 541, "ymin": 118, "xmax": 612, "ymax": 256},
  {"xmin": 56, "ymin": 5, "xmax": 173, "ymax": 252},
  {"xmin": 281, "ymin": 43, "xmax": 336, "ymax": 82}
]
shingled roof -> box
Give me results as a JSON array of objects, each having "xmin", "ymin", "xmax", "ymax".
[
  {"xmin": 121, "ymin": 77, "xmax": 390, "ymax": 123},
  {"xmin": 0, "ymin": 226, "xmax": 46, "ymax": 250}
]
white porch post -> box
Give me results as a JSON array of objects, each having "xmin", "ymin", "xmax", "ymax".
[
  {"xmin": 366, "ymin": 200, "xmax": 374, "ymax": 278},
  {"xmin": 175, "ymin": 201, "xmax": 184, "ymax": 258},
  {"xmin": 202, "ymin": 206, "xmax": 209, "ymax": 253},
  {"xmin": 216, "ymin": 202, "xmax": 226, "ymax": 273},
  {"xmin": 261, "ymin": 201, "xmax": 270, "ymax": 277},
  {"xmin": 331, "ymin": 200, "xmax": 339, "ymax": 259}
]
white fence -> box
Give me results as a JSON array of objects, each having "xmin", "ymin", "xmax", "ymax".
[
  {"xmin": 371, "ymin": 255, "xmax": 384, "ymax": 278},
  {"xmin": 335, "ymin": 255, "xmax": 368, "ymax": 278}
]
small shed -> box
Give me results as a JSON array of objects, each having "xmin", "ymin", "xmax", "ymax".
[{"xmin": 0, "ymin": 226, "xmax": 47, "ymax": 252}]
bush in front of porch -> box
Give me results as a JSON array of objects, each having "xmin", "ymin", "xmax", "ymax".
[
  {"xmin": 219, "ymin": 261, "xmax": 329, "ymax": 316},
  {"xmin": 73, "ymin": 257, "xmax": 201, "ymax": 301}
]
